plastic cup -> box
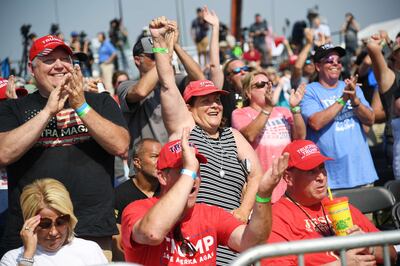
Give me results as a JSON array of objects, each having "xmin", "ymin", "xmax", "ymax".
[{"xmin": 322, "ymin": 197, "xmax": 353, "ymax": 236}]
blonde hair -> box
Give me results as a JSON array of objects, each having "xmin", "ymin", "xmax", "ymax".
[
  {"xmin": 241, "ymin": 70, "xmax": 269, "ymax": 101},
  {"xmin": 20, "ymin": 178, "xmax": 77, "ymax": 242}
]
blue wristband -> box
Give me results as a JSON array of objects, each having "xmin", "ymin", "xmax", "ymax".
[
  {"xmin": 75, "ymin": 102, "xmax": 89, "ymax": 113},
  {"xmin": 180, "ymin": 169, "xmax": 197, "ymax": 179}
]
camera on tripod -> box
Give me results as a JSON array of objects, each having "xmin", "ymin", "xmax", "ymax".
[{"xmin": 20, "ymin": 24, "xmax": 31, "ymax": 38}]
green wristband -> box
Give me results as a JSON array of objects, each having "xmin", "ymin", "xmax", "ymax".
[
  {"xmin": 152, "ymin": 47, "xmax": 169, "ymax": 54},
  {"xmin": 291, "ymin": 106, "xmax": 301, "ymax": 114},
  {"xmin": 336, "ymin": 97, "xmax": 346, "ymax": 106},
  {"xmin": 255, "ymin": 194, "xmax": 271, "ymax": 203}
]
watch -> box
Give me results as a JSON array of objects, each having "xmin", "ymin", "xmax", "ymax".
[{"xmin": 17, "ymin": 256, "xmax": 34, "ymax": 266}]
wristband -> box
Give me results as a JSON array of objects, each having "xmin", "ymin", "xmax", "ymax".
[
  {"xmin": 336, "ymin": 97, "xmax": 346, "ymax": 106},
  {"xmin": 152, "ymin": 47, "xmax": 169, "ymax": 54},
  {"xmin": 261, "ymin": 109, "xmax": 271, "ymax": 116},
  {"xmin": 180, "ymin": 169, "xmax": 197, "ymax": 179},
  {"xmin": 75, "ymin": 102, "xmax": 92, "ymax": 118},
  {"xmin": 291, "ymin": 106, "xmax": 301, "ymax": 114},
  {"xmin": 255, "ymin": 194, "xmax": 271, "ymax": 203},
  {"xmin": 17, "ymin": 257, "xmax": 34, "ymax": 266}
]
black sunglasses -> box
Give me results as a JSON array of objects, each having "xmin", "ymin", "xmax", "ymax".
[
  {"xmin": 252, "ymin": 81, "xmax": 270, "ymax": 89},
  {"xmin": 173, "ymin": 225, "xmax": 197, "ymax": 257},
  {"xmin": 231, "ymin": 66, "xmax": 250, "ymax": 75},
  {"xmin": 321, "ymin": 57, "xmax": 342, "ymax": 65},
  {"xmin": 38, "ymin": 214, "xmax": 70, "ymax": 230}
]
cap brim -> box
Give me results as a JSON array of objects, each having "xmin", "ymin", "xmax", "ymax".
[
  {"xmin": 314, "ymin": 47, "xmax": 346, "ymax": 62},
  {"xmin": 292, "ymin": 155, "xmax": 332, "ymax": 170},
  {"xmin": 184, "ymin": 88, "xmax": 229, "ymax": 103}
]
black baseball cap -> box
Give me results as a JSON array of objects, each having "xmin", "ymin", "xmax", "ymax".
[
  {"xmin": 132, "ymin": 36, "xmax": 154, "ymax": 57},
  {"xmin": 313, "ymin": 44, "xmax": 346, "ymax": 62}
]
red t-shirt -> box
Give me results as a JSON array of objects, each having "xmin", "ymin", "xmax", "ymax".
[
  {"xmin": 262, "ymin": 197, "xmax": 379, "ymax": 266},
  {"xmin": 121, "ymin": 197, "xmax": 243, "ymax": 265}
]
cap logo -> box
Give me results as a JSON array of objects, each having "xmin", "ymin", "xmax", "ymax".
[
  {"xmin": 42, "ymin": 36, "xmax": 62, "ymax": 45},
  {"xmin": 199, "ymin": 80, "xmax": 214, "ymax": 88},
  {"xmin": 297, "ymin": 144, "xmax": 319, "ymax": 159},
  {"xmin": 0, "ymin": 79, "xmax": 8, "ymax": 89},
  {"xmin": 168, "ymin": 142, "xmax": 195, "ymax": 154},
  {"xmin": 321, "ymin": 43, "xmax": 334, "ymax": 50}
]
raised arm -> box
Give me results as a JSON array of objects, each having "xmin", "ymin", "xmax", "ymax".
[
  {"xmin": 149, "ymin": 17, "xmax": 195, "ymax": 140},
  {"xmin": 172, "ymin": 22, "xmax": 205, "ymax": 82},
  {"xmin": 228, "ymin": 153, "xmax": 289, "ymax": 251},
  {"xmin": 132, "ymin": 128, "xmax": 199, "ymax": 245},
  {"xmin": 366, "ymin": 34, "xmax": 395, "ymax": 93},
  {"xmin": 124, "ymin": 66, "xmax": 159, "ymax": 103},
  {"xmin": 292, "ymin": 28, "xmax": 314, "ymax": 81},
  {"xmin": 289, "ymin": 83, "xmax": 306, "ymax": 139},
  {"xmin": 64, "ymin": 64, "xmax": 129, "ymax": 157},
  {"xmin": 203, "ymin": 6, "xmax": 224, "ymax": 89},
  {"xmin": 231, "ymin": 128, "xmax": 264, "ymax": 222}
]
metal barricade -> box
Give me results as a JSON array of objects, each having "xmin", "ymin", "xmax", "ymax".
[{"xmin": 232, "ymin": 230, "xmax": 400, "ymax": 266}]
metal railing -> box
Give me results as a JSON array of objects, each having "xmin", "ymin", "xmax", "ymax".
[{"xmin": 232, "ymin": 230, "xmax": 400, "ymax": 266}]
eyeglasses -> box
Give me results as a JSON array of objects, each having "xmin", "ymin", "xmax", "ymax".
[
  {"xmin": 230, "ymin": 66, "xmax": 250, "ymax": 75},
  {"xmin": 39, "ymin": 56, "xmax": 73, "ymax": 65},
  {"xmin": 252, "ymin": 81, "xmax": 270, "ymax": 89},
  {"xmin": 173, "ymin": 225, "xmax": 197, "ymax": 257},
  {"xmin": 38, "ymin": 214, "xmax": 70, "ymax": 230},
  {"xmin": 321, "ymin": 56, "xmax": 342, "ymax": 65},
  {"xmin": 305, "ymin": 59, "xmax": 312, "ymax": 65}
]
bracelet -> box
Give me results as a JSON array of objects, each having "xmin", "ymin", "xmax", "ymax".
[
  {"xmin": 180, "ymin": 169, "xmax": 197, "ymax": 179},
  {"xmin": 291, "ymin": 106, "xmax": 301, "ymax": 114},
  {"xmin": 255, "ymin": 194, "xmax": 271, "ymax": 203},
  {"xmin": 75, "ymin": 102, "xmax": 92, "ymax": 118},
  {"xmin": 261, "ymin": 109, "xmax": 271, "ymax": 116},
  {"xmin": 17, "ymin": 256, "xmax": 34, "ymax": 266},
  {"xmin": 351, "ymin": 101, "xmax": 360, "ymax": 108},
  {"xmin": 152, "ymin": 47, "xmax": 169, "ymax": 54},
  {"xmin": 336, "ymin": 97, "xmax": 346, "ymax": 106}
]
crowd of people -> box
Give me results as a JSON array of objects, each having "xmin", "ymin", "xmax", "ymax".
[{"xmin": 0, "ymin": 5, "xmax": 400, "ymax": 266}]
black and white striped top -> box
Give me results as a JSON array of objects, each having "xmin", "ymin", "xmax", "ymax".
[{"xmin": 190, "ymin": 125, "xmax": 247, "ymax": 210}]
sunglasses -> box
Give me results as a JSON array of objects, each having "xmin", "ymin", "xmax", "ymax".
[
  {"xmin": 38, "ymin": 214, "xmax": 70, "ymax": 230},
  {"xmin": 321, "ymin": 56, "xmax": 342, "ymax": 65},
  {"xmin": 141, "ymin": 53, "xmax": 155, "ymax": 60},
  {"xmin": 173, "ymin": 225, "xmax": 197, "ymax": 257},
  {"xmin": 230, "ymin": 66, "xmax": 250, "ymax": 75},
  {"xmin": 252, "ymin": 81, "xmax": 270, "ymax": 89},
  {"xmin": 305, "ymin": 59, "xmax": 312, "ymax": 65},
  {"xmin": 39, "ymin": 56, "xmax": 73, "ymax": 65}
]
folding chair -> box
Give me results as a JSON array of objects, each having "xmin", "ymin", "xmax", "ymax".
[
  {"xmin": 385, "ymin": 180, "xmax": 400, "ymax": 203},
  {"xmin": 332, "ymin": 186, "xmax": 396, "ymax": 228},
  {"xmin": 392, "ymin": 202, "xmax": 400, "ymax": 229}
]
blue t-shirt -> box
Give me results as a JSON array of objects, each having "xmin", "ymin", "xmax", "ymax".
[
  {"xmin": 300, "ymin": 81, "xmax": 378, "ymax": 189},
  {"xmin": 98, "ymin": 40, "xmax": 116, "ymax": 64}
]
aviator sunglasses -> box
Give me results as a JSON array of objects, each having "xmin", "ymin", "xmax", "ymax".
[
  {"xmin": 173, "ymin": 225, "xmax": 197, "ymax": 257},
  {"xmin": 252, "ymin": 81, "xmax": 270, "ymax": 89},
  {"xmin": 38, "ymin": 214, "xmax": 70, "ymax": 230},
  {"xmin": 321, "ymin": 56, "xmax": 342, "ymax": 65},
  {"xmin": 230, "ymin": 66, "xmax": 250, "ymax": 75}
]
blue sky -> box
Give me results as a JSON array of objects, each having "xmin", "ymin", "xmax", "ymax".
[{"xmin": 1, "ymin": 0, "xmax": 399, "ymax": 64}]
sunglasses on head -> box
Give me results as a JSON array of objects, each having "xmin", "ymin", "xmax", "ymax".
[
  {"xmin": 252, "ymin": 81, "xmax": 269, "ymax": 89},
  {"xmin": 38, "ymin": 214, "xmax": 70, "ymax": 230},
  {"xmin": 173, "ymin": 225, "xmax": 197, "ymax": 257},
  {"xmin": 231, "ymin": 66, "xmax": 250, "ymax": 75}
]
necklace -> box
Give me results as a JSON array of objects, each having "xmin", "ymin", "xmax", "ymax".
[
  {"xmin": 200, "ymin": 128, "xmax": 225, "ymax": 178},
  {"xmin": 285, "ymin": 193, "xmax": 335, "ymax": 237}
]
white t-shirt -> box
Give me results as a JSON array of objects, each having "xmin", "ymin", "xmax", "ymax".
[{"xmin": 0, "ymin": 238, "xmax": 107, "ymax": 266}]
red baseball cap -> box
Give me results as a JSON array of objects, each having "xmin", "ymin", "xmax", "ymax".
[
  {"xmin": 29, "ymin": 35, "xmax": 73, "ymax": 61},
  {"xmin": 183, "ymin": 80, "xmax": 228, "ymax": 103},
  {"xmin": 282, "ymin": 140, "xmax": 332, "ymax": 170},
  {"xmin": 157, "ymin": 139, "xmax": 207, "ymax": 170},
  {"xmin": 0, "ymin": 78, "xmax": 28, "ymax": 100}
]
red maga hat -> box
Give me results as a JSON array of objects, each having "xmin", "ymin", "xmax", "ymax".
[
  {"xmin": 183, "ymin": 80, "xmax": 228, "ymax": 103},
  {"xmin": 157, "ymin": 139, "xmax": 207, "ymax": 170},
  {"xmin": 29, "ymin": 35, "xmax": 73, "ymax": 61},
  {"xmin": 282, "ymin": 140, "xmax": 332, "ymax": 170}
]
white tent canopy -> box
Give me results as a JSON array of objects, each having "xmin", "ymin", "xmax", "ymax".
[{"xmin": 358, "ymin": 18, "xmax": 400, "ymax": 41}]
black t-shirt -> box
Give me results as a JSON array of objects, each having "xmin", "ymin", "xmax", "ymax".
[
  {"xmin": 0, "ymin": 91, "xmax": 127, "ymax": 250},
  {"xmin": 114, "ymin": 178, "xmax": 159, "ymax": 224},
  {"xmin": 380, "ymin": 71, "xmax": 400, "ymax": 142}
]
